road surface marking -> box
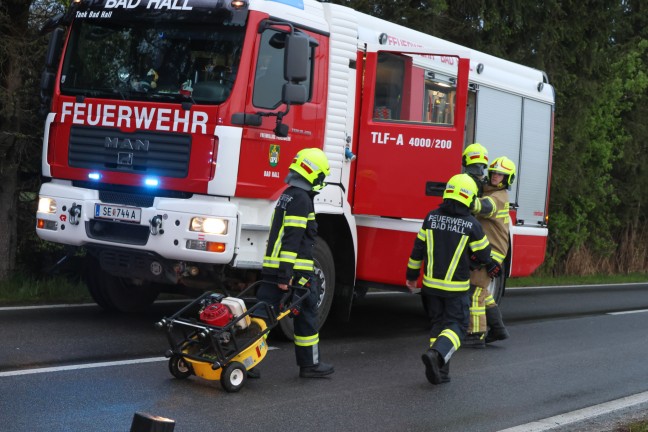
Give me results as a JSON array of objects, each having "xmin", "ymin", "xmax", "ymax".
[
  {"xmin": 498, "ymin": 390, "xmax": 648, "ymax": 431},
  {"xmin": 608, "ymin": 309, "xmax": 648, "ymax": 315},
  {"xmin": 0, "ymin": 346, "xmax": 281, "ymax": 378}
]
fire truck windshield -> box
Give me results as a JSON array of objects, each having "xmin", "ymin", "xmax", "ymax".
[{"xmin": 59, "ymin": 19, "xmax": 245, "ymax": 104}]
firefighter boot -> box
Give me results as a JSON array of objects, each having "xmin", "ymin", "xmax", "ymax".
[
  {"xmin": 462, "ymin": 332, "xmax": 486, "ymax": 349},
  {"xmin": 421, "ymin": 349, "xmax": 443, "ymax": 385},
  {"xmin": 300, "ymin": 362, "xmax": 335, "ymax": 378},
  {"xmin": 440, "ymin": 361, "xmax": 450, "ymax": 384},
  {"xmin": 485, "ymin": 306, "xmax": 509, "ymax": 343}
]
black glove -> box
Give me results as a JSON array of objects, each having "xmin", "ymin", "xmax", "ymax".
[
  {"xmin": 469, "ymin": 254, "xmax": 480, "ymax": 270},
  {"xmin": 486, "ymin": 261, "xmax": 502, "ymax": 278}
]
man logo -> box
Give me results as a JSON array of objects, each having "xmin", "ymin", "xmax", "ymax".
[{"xmin": 117, "ymin": 152, "xmax": 134, "ymax": 166}]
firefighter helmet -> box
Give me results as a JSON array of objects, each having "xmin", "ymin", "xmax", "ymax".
[
  {"xmin": 288, "ymin": 148, "xmax": 330, "ymax": 191},
  {"xmin": 462, "ymin": 143, "xmax": 489, "ymax": 167},
  {"xmin": 443, "ymin": 174, "xmax": 478, "ymax": 208},
  {"xmin": 488, "ymin": 156, "xmax": 516, "ymax": 188}
]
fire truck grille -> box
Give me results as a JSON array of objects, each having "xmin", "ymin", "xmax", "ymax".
[
  {"xmin": 99, "ymin": 190, "xmax": 155, "ymax": 208},
  {"xmin": 85, "ymin": 219, "xmax": 150, "ymax": 245},
  {"xmin": 68, "ymin": 126, "xmax": 191, "ymax": 178}
]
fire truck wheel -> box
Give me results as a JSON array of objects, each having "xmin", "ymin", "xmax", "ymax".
[
  {"xmin": 169, "ymin": 355, "xmax": 193, "ymax": 379},
  {"xmin": 221, "ymin": 362, "xmax": 247, "ymax": 393},
  {"xmin": 487, "ymin": 273, "xmax": 506, "ymax": 304},
  {"xmin": 278, "ymin": 238, "xmax": 335, "ymax": 340},
  {"xmin": 84, "ymin": 257, "xmax": 160, "ymax": 312}
]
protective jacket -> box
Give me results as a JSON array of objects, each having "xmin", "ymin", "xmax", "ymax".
[
  {"xmin": 259, "ymin": 183, "xmax": 320, "ymax": 367},
  {"xmin": 478, "ymin": 185, "xmax": 510, "ymax": 264},
  {"xmin": 407, "ymin": 201, "xmax": 492, "ymax": 296},
  {"xmin": 262, "ymin": 186, "xmax": 316, "ymax": 284}
]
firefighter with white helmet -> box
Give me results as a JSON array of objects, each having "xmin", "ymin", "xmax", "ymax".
[
  {"xmin": 256, "ymin": 147, "xmax": 335, "ymax": 378},
  {"xmin": 480, "ymin": 156, "xmax": 516, "ymax": 343},
  {"xmin": 406, "ymin": 174, "xmax": 501, "ymax": 385},
  {"xmin": 462, "ymin": 151, "xmax": 515, "ymax": 348}
]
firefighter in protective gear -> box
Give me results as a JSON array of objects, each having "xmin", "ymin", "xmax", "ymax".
[
  {"xmin": 463, "ymin": 156, "xmax": 516, "ymax": 348},
  {"xmin": 406, "ymin": 174, "xmax": 500, "ymax": 385},
  {"xmin": 256, "ymin": 147, "xmax": 335, "ymax": 378},
  {"xmin": 462, "ymin": 143, "xmax": 493, "ymax": 215}
]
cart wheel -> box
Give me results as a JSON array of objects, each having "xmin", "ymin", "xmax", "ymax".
[
  {"xmin": 169, "ymin": 355, "xmax": 193, "ymax": 379},
  {"xmin": 220, "ymin": 362, "xmax": 247, "ymax": 393}
]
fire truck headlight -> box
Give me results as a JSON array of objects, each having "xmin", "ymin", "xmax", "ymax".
[
  {"xmin": 38, "ymin": 198, "xmax": 57, "ymax": 214},
  {"xmin": 190, "ymin": 217, "xmax": 228, "ymax": 235}
]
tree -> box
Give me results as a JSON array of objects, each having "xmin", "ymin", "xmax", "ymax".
[{"xmin": 0, "ymin": 0, "xmax": 66, "ymax": 280}]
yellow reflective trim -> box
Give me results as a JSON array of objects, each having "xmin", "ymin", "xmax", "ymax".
[
  {"xmin": 470, "ymin": 235, "xmax": 489, "ymax": 252},
  {"xmin": 426, "ymin": 229, "xmax": 434, "ymax": 280},
  {"xmin": 294, "ymin": 334, "xmax": 319, "ymax": 347},
  {"xmin": 485, "ymin": 295, "xmax": 496, "ymax": 307},
  {"xmin": 491, "ymin": 251, "xmax": 506, "ymax": 263},
  {"xmin": 422, "ymin": 277, "xmax": 469, "ymax": 291},
  {"xmin": 473, "ymin": 199, "xmax": 482, "ymax": 213},
  {"xmin": 408, "ymin": 258, "xmax": 422, "ymax": 270},
  {"xmin": 445, "ymin": 236, "xmax": 468, "ymax": 280},
  {"xmin": 307, "ymin": 212, "xmax": 315, "ymax": 220},
  {"xmin": 284, "ymin": 216, "xmax": 308, "ymax": 228},
  {"xmin": 417, "ymin": 228, "xmax": 426, "ymax": 241},
  {"xmin": 269, "ymin": 224, "xmax": 285, "ymax": 259},
  {"xmin": 263, "ymin": 257, "xmax": 281, "ymax": 268},
  {"xmin": 484, "ymin": 197, "xmax": 497, "ymax": 217},
  {"xmin": 439, "ymin": 329, "xmax": 460, "ymax": 349}
]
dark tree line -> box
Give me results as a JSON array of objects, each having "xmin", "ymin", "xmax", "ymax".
[{"xmin": 0, "ymin": 0, "xmax": 646, "ymax": 281}]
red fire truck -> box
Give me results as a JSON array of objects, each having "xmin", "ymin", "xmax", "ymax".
[{"xmin": 37, "ymin": 0, "xmax": 554, "ymax": 334}]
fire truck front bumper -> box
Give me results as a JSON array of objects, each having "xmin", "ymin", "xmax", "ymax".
[{"xmin": 35, "ymin": 181, "xmax": 238, "ymax": 265}]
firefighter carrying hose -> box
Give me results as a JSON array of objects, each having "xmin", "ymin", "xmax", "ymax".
[
  {"xmin": 461, "ymin": 144, "xmax": 510, "ymax": 348},
  {"xmin": 256, "ymin": 148, "xmax": 335, "ymax": 379},
  {"xmin": 406, "ymin": 174, "xmax": 501, "ymax": 385}
]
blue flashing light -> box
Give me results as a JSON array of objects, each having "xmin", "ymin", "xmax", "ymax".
[
  {"xmin": 144, "ymin": 178, "xmax": 160, "ymax": 187},
  {"xmin": 88, "ymin": 172, "xmax": 101, "ymax": 181},
  {"xmin": 267, "ymin": 0, "xmax": 304, "ymax": 9}
]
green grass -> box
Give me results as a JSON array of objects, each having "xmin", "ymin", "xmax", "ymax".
[
  {"xmin": 0, "ymin": 274, "xmax": 91, "ymax": 305},
  {"xmin": 506, "ymin": 272, "xmax": 648, "ymax": 288},
  {"xmin": 618, "ymin": 420, "xmax": 648, "ymax": 432}
]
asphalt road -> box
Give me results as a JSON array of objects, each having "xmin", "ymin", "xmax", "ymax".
[{"xmin": 1, "ymin": 283, "xmax": 648, "ymax": 432}]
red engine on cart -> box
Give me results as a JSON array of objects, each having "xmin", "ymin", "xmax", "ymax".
[{"xmin": 200, "ymin": 303, "xmax": 233, "ymax": 327}]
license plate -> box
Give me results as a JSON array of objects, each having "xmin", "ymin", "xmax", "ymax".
[{"xmin": 94, "ymin": 204, "xmax": 141, "ymax": 223}]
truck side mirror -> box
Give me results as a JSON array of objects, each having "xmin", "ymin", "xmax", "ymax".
[
  {"xmin": 284, "ymin": 34, "xmax": 309, "ymax": 83},
  {"xmin": 282, "ymin": 83, "xmax": 307, "ymax": 105},
  {"xmin": 44, "ymin": 27, "xmax": 65, "ymax": 69}
]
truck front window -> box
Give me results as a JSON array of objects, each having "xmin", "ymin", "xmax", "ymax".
[{"xmin": 60, "ymin": 20, "xmax": 245, "ymax": 104}]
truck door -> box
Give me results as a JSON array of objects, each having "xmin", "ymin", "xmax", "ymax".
[
  {"xmin": 352, "ymin": 49, "xmax": 470, "ymax": 220},
  {"xmin": 234, "ymin": 22, "xmax": 327, "ymax": 200}
]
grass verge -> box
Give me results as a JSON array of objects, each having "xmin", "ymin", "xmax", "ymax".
[
  {"xmin": 506, "ymin": 272, "xmax": 648, "ymax": 288},
  {"xmin": 0, "ymin": 274, "xmax": 91, "ymax": 305}
]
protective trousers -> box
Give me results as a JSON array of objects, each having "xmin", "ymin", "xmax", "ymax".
[
  {"xmin": 468, "ymin": 267, "xmax": 496, "ymax": 334},
  {"xmin": 256, "ymin": 273, "xmax": 320, "ymax": 367},
  {"xmin": 422, "ymin": 289, "xmax": 469, "ymax": 365}
]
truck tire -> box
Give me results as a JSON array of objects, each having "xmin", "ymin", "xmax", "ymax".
[
  {"xmin": 278, "ymin": 237, "xmax": 335, "ymax": 340},
  {"xmin": 488, "ymin": 274, "xmax": 505, "ymax": 305},
  {"xmin": 84, "ymin": 257, "xmax": 160, "ymax": 312}
]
